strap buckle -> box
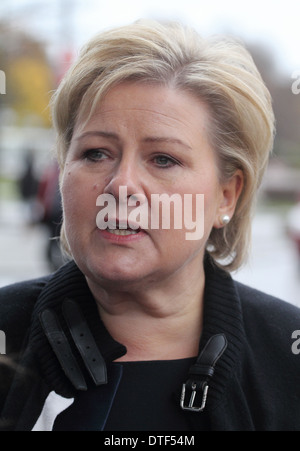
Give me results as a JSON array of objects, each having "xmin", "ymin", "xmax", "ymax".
[
  {"xmin": 180, "ymin": 334, "xmax": 227, "ymax": 413},
  {"xmin": 180, "ymin": 382, "xmax": 209, "ymax": 412}
]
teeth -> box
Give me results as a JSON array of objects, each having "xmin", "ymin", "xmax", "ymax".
[{"xmin": 107, "ymin": 229, "xmax": 139, "ymax": 236}]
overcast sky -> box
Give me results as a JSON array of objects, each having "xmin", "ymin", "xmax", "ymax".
[{"xmin": 1, "ymin": 0, "xmax": 299, "ymax": 76}]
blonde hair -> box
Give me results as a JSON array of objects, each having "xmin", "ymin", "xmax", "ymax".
[{"xmin": 51, "ymin": 20, "xmax": 275, "ymax": 271}]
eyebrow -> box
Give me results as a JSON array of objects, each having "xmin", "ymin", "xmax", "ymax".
[
  {"xmin": 75, "ymin": 131, "xmax": 192, "ymax": 151},
  {"xmin": 143, "ymin": 136, "xmax": 192, "ymax": 151},
  {"xmin": 75, "ymin": 131, "xmax": 120, "ymax": 141}
]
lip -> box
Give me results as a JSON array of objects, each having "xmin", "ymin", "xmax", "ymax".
[
  {"xmin": 97, "ymin": 217, "xmax": 148, "ymax": 243},
  {"xmin": 98, "ymin": 228, "xmax": 148, "ymax": 243},
  {"xmin": 108, "ymin": 218, "xmax": 142, "ymax": 231}
]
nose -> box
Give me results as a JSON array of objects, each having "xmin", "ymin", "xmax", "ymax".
[{"xmin": 103, "ymin": 155, "xmax": 143, "ymax": 203}]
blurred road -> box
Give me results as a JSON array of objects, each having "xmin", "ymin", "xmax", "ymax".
[
  {"xmin": 0, "ymin": 200, "xmax": 300, "ymax": 307},
  {"xmin": 0, "ymin": 200, "xmax": 50, "ymax": 287},
  {"xmin": 234, "ymin": 211, "xmax": 300, "ymax": 308}
]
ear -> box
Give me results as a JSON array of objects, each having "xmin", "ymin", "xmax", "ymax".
[{"xmin": 214, "ymin": 170, "xmax": 244, "ymax": 228}]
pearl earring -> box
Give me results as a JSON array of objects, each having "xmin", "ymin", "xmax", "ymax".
[{"xmin": 221, "ymin": 214, "xmax": 230, "ymax": 226}]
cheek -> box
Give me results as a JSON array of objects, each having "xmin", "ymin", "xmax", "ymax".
[{"xmin": 61, "ymin": 169, "xmax": 99, "ymax": 230}]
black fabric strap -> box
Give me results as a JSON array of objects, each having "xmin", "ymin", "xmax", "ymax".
[
  {"xmin": 40, "ymin": 309, "xmax": 87, "ymax": 391},
  {"xmin": 62, "ymin": 299, "xmax": 107, "ymax": 386},
  {"xmin": 181, "ymin": 334, "xmax": 227, "ymax": 412},
  {"xmin": 194, "ymin": 334, "xmax": 227, "ymax": 372}
]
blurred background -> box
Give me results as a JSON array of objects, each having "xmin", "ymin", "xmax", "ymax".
[{"xmin": 0, "ymin": 0, "xmax": 299, "ymax": 306}]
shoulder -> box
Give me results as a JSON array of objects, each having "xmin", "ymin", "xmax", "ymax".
[
  {"xmin": 0, "ymin": 276, "xmax": 51, "ymax": 354},
  {"xmin": 235, "ymin": 280, "xmax": 300, "ymax": 353},
  {"xmin": 236, "ymin": 281, "xmax": 300, "ymax": 323},
  {"xmin": 229, "ymin": 281, "xmax": 300, "ymax": 429},
  {"xmin": 0, "ymin": 276, "xmax": 51, "ymax": 319}
]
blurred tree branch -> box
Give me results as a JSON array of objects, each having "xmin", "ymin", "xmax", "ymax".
[
  {"xmin": 248, "ymin": 43, "xmax": 300, "ymax": 168},
  {"xmin": 0, "ymin": 21, "xmax": 54, "ymax": 127}
]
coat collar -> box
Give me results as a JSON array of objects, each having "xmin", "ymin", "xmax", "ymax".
[
  {"xmin": 29, "ymin": 256, "xmax": 245, "ymax": 405},
  {"xmin": 29, "ymin": 261, "xmax": 126, "ymax": 397},
  {"xmin": 200, "ymin": 256, "xmax": 245, "ymax": 409}
]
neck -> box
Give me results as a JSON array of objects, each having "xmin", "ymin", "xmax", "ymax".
[{"xmin": 87, "ymin": 264, "xmax": 205, "ymax": 362}]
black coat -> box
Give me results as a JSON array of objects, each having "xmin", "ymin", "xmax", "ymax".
[{"xmin": 1, "ymin": 258, "xmax": 300, "ymax": 431}]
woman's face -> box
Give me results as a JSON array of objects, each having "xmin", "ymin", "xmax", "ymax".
[{"xmin": 62, "ymin": 82, "xmax": 232, "ymax": 289}]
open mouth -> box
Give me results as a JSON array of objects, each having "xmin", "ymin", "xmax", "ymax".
[
  {"xmin": 105, "ymin": 220, "xmax": 142, "ymax": 236},
  {"xmin": 106, "ymin": 228, "xmax": 140, "ymax": 236}
]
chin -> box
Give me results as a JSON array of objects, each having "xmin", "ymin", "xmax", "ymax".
[{"xmin": 82, "ymin": 256, "xmax": 152, "ymax": 289}]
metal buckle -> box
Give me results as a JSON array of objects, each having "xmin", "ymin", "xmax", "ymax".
[{"xmin": 180, "ymin": 382, "xmax": 209, "ymax": 412}]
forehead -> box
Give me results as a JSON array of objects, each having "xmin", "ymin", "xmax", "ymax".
[{"xmin": 74, "ymin": 82, "xmax": 212, "ymax": 140}]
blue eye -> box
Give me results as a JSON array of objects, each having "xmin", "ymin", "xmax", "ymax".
[
  {"xmin": 154, "ymin": 155, "xmax": 178, "ymax": 168},
  {"xmin": 83, "ymin": 149, "xmax": 108, "ymax": 162}
]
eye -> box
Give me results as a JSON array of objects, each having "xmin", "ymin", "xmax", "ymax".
[
  {"xmin": 153, "ymin": 154, "xmax": 179, "ymax": 169},
  {"xmin": 83, "ymin": 149, "xmax": 108, "ymax": 162}
]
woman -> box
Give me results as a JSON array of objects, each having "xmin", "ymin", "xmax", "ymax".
[{"xmin": 0, "ymin": 20, "xmax": 299, "ymax": 431}]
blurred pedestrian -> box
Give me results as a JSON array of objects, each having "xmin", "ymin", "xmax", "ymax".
[
  {"xmin": 36, "ymin": 162, "xmax": 64, "ymax": 270},
  {"xmin": 18, "ymin": 150, "xmax": 38, "ymax": 223}
]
